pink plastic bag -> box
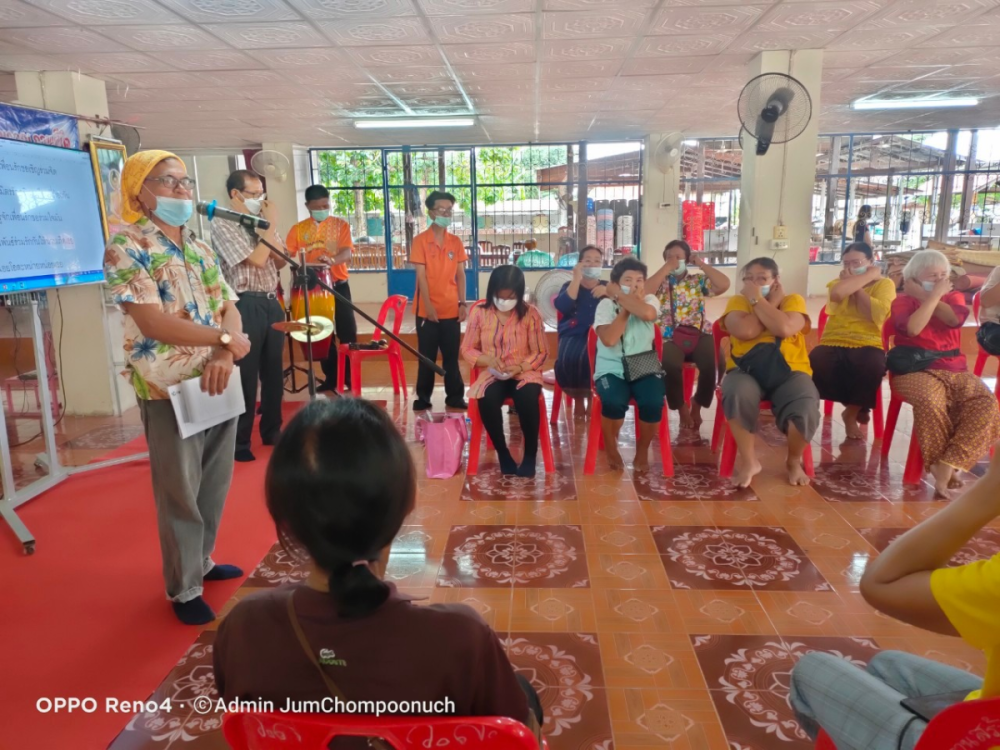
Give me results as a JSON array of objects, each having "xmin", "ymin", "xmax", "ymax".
[{"xmin": 415, "ymin": 413, "xmax": 468, "ymax": 479}]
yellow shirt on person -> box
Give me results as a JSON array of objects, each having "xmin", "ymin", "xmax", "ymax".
[
  {"xmin": 820, "ymin": 278, "xmax": 896, "ymax": 349},
  {"xmin": 720, "ymin": 294, "xmax": 812, "ymax": 376},
  {"xmin": 930, "ymin": 553, "xmax": 1000, "ymax": 700}
]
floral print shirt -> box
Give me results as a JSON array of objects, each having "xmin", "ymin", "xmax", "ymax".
[
  {"xmin": 104, "ymin": 217, "xmax": 235, "ymax": 401},
  {"xmin": 656, "ymin": 273, "xmax": 713, "ymax": 339}
]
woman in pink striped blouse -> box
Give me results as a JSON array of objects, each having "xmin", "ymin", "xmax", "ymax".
[{"xmin": 462, "ymin": 266, "xmax": 549, "ymax": 478}]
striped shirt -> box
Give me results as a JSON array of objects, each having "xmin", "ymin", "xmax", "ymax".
[
  {"xmin": 211, "ymin": 218, "xmax": 280, "ymax": 295},
  {"xmin": 462, "ymin": 303, "xmax": 549, "ymax": 399}
]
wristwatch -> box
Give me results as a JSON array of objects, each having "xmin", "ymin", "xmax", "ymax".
[
  {"xmin": 219, "ymin": 329, "xmax": 232, "ymax": 347},
  {"xmin": 748, "ymin": 297, "xmax": 759, "ymax": 306}
]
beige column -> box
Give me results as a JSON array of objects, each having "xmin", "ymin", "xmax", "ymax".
[
  {"xmin": 640, "ymin": 133, "xmax": 682, "ymax": 265},
  {"xmin": 736, "ymin": 50, "xmax": 823, "ymax": 297},
  {"xmin": 14, "ymin": 71, "xmax": 117, "ymax": 415},
  {"xmin": 261, "ymin": 142, "xmax": 312, "ymax": 295}
]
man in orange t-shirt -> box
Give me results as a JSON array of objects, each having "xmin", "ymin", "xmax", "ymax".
[
  {"xmin": 411, "ymin": 190, "xmax": 468, "ymax": 411},
  {"xmin": 285, "ymin": 185, "xmax": 356, "ymax": 392}
]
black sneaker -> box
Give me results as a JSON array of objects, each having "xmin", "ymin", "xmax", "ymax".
[
  {"xmin": 413, "ymin": 399, "xmax": 433, "ymax": 412},
  {"xmin": 235, "ymin": 448, "xmax": 256, "ymax": 462},
  {"xmin": 445, "ymin": 399, "xmax": 468, "ymax": 411},
  {"xmin": 317, "ymin": 380, "xmax": 337, "ymax": 393}
]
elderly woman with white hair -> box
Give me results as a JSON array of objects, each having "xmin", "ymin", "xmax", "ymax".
[{"xmin": 889, "ymin": 249, "xmax": 1000, "ymax": 497}]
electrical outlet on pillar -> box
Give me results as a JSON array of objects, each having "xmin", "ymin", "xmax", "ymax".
[{"xmin": 772, "ymin": 225, "xmax": 788, "ymax": 240}]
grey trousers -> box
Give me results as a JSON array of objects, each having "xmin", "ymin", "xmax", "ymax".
[
  {"xmin": 721, "ymin": 370, "xmax": 820, "ymax": 441},
  {"xmin": 139, "ymin": 399, "xmax": 237, "ymax": 603},
  {"xmin": 790, "ymin": 650, "xmax": 982, "ymax": 750}
]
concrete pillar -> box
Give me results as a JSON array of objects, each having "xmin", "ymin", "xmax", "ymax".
[
  {"xmin": 736, "ymin": 50, "xmax": 823, "ymax": 296},
  {"xmin": 15, "ymin": 72, "xmax": 116, "ymax": 415},
  {"xmin": 640, "ymin": 133, "xmax": 682, "ymax": 265}
]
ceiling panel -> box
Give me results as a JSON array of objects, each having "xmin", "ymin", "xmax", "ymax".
[
  {"xmin": 0, "ymin": 25, "xmax": 128, "ymax": 52},
  {"xmin": 156, "ymin": 0, "xmax": 301, "ymax": 23},
  {"xmin": 148, "ymin": 50, "xmax": 264, "ymax": 71},
  {"xmin": 113, "ymin": 25, "xmax": 232, "ymax": 52},
  {"xmin": 318, "ymin": 17, "xmax": 432, "ymax": 45},
  {"xmin": 541, "ymin": 9, "xmax": 649, "ymax": 38},
  {"xmin": 432, "ymin": 13, "xmax": 535, "ymax": 43},
  {"xmin": 443, "ymin": 41, "xmax": 536, "ymax": 64},
  {"xmin": 0, "ymin": 0, "xmax": 70, "ymax": 26},
  {"xmin": 204, "ymin": 22, "xmax": 331, "ymax": 49},
  {"xmin": 421, "ymin": 0, "xmax": 536, "ymax": 14},
  {"xmin": 284, "ymin": 0, "xmax": 417, "ymax": 19}
]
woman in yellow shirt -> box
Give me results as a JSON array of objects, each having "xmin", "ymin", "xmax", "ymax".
[
  {"xmin": 810, "ymin": 242, "xmax": 896, "ymax": 440},
  {"xmin": 721, "ymin": 257, "xmax": 820, "ymax": 488}
]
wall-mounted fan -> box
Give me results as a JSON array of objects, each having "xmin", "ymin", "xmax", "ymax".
[
  {"xmin": 737, "ymin": 73, "xmax": 812, "ymax": 156},
  {"xmin": 110, "ymin": 123, "xmax": 140, "ymax": 155},
  {"xmin": 251, "ymin": 149, "xmax": 290, "ymax": 183},
  {"xmin": 651, "ymin": 133, "xmax": 685, "ymax": 174},
  {"xmin": 534, "ymin": 269, "xmax": 573, "ymax": 329}
]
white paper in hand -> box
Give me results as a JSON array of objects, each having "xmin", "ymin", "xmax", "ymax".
[
  {"xmin": 489, "ymin": 367, "xmax": 513, "ymax": 380},
  {"xmin": 168, "ymin": 368, "xmax": 245, "ymax": 439}
]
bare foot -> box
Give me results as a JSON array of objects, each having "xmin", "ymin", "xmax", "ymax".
[
  {"xmin": 948, "ymin": 474, "xmax": 964, "ymax": 490},
  {"xmin": 929, "ymin": 462, "xmax": 954, "ymax": 499},
  {"xmin": 678, "ymin": 404, "xmax": 694, "ymax": 429},
  {"xmin": 842, "ymin": 408, "xmax": 863, "ymax": 441},
  {"xmin": 787, "ymin": 459, "xmax": 811, "ymax": 486},
  {"xmin": 606, "ymin": 443, "xmax": 625, "ymax": 472},
  {"xmin": 731, "ymin": 458, "xmax": 762, "ymax": 488},
  {"xmin": 574, "ymin": 398, "xmax": 587, "ymax": 419},
  {"xmin": 633, "ymin": 451, "xmax": 650, "ymax": 472},
  {"xmin": 691, "ymin": 404, "xmax": 704, "ymax": 429}
]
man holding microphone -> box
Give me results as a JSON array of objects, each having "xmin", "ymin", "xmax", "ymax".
[
  {"xmin": 105, "ymin": 150, "xmax": 251, "ymax": 625},
  {"xmin": 213, "ymin": 169, "xmax": 287, "ymax": 463}
]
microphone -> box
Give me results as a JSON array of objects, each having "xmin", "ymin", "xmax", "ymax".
[{"xmin": 196, "ymin": 200, "xmax": 271, "ymax": 231}]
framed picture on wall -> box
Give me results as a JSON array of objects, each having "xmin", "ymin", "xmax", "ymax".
[{"xmin": 88, "ymin": 139, "xmax": 127, "ymax": 242}]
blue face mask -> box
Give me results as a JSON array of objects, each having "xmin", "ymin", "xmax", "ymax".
[
  {"xmin": 670, "ymin": 260, "xmax": 686, "ymax": 277},
  {"xmin": 151, "ymin": 195, "xmax": 193, "ymax": 227},
  {"xmin": 759, "ymin": 284, "xmax": 771, "ymax": 298},
  {"xmin": 619, "ymin": 285, "xmax": 631, "ymax": 296},
  {"xmin": 922, "ymin": 280, "xmax": 936, "ymax": 292},
  {"xmin": 311, "ymin": 209, "xmax": 330, "ymax": 223},
  {"xmin": 851, "ymin": 265, "xmax": 868, "ymax": 275},
  {"xmin": 582, "ymin": 266, "xmax": 602, "ymax": 280}
]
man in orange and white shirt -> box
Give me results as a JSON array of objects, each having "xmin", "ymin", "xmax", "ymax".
[
  {"xmin": 411, "ymin": 190, "xmax": 468, "ymax": 411},
  {"xmin": 286, "ymin": 184, "xmax": 356, "ymax": 392}
]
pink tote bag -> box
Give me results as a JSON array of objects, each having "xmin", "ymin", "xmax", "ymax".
[{"xmin": 415, "ymin": 413, "xmax": 468, "ymax": 479}]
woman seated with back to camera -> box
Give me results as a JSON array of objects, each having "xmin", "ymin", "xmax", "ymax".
[
  {"xmin": 553, "ymin": 244, "xmax": 608, "ymax": 418},
  {"xmin": 810, "ymin": 242, "xmax": 896, "ymax": 440},
  {"xmin": 213, "ymin": 399, "xmax": 543, "ymax": 748},
  {"xmin": 721, "ymin": 257, "xmax": 820, "ymax": 488},
  {"xmin": 461, "ymin": 265, "xmax": 549, "ymax": 478},
  {"xmin": 646, "ymin": 239, "xmax": 730, "ymax": 430},
  {"xmin": 593, "ymin": 257, "xmax": 665, "ymax": 472},
  {"xmin": 887, "ymin": 249, "xmax": 1000, "ymax": 498}
]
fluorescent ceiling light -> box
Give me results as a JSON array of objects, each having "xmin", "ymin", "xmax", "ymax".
[
  {"xmin": 682, "ymin": 139, "xmax": 699, "ymax": 146},
  {"xmin": 354, "ymin": 117, "xmax": 475, "ymax": 129},
  {"xmin": 852, "ymin": 97, "xmax": 979, "ymax": 110}
]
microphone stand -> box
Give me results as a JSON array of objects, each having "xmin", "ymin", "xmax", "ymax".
[{"xmin": 255, "ymin": 235, "xmax": 446, "ymax": 400}]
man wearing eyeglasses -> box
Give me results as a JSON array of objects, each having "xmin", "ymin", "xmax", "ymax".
[
  {"xmin": 104, "ymin": 151, "xmax": 251, "ymax": 626},
  {"xmin": 410, "ymin": 190, "xmax": 468, "ymax": 412},
  {"xmin": 212, "ymin": 169, "xmax": 287, "ymax": 463}
]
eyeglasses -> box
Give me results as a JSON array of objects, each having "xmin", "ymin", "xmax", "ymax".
[
  {"xmin": 146, "ymin": 176, "xmax": 196, "ymax": 190},
  {"xmin": 430, "ymin": 207, "xmax": 453, "ymax": 216}
]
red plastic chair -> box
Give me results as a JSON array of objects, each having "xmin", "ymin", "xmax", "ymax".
[
  {"xmin": 710, "ymin": 320, "xmax": 815, "ymax": 478},
  {"xmin": 337, "ymin": 295, "xmax": 409, "ymax": 398},
  {"xmin": 815, "ymin": 696, "xmax": 1000, "ymax": 749},
  {"xmin": 972, "ymin": 292, "xmax": 1000, "ymax": 404},
  {"xmin": 816, "ymin": 305, "xmax": 886, "ymax": 440},
  {"xmin": 879, "ymin": 318, "xmax": 926, "ymax": 485},
  {"xmin": 466, "ymin": 301, "xmax": 556, "ymax": 476},
  {"xmin": 583, "ymin": 328, "xmax": 674, "ymax": 476},
  {"xmin": 223, "ymin": 712, "xmax": 546, "ymax": 750},
  {"xmin": 549, "ymin": 312, "xmax": 573, "ymax": 425}
]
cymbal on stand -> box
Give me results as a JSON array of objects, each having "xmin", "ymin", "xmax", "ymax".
[{"xmin": 272, "ymin": 316, "xmax": 334, "ymax": 342}]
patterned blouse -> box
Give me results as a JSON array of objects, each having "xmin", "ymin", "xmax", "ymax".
[
  {"xmin": 104, "ymin": 217, "xmax": 235, "ymax": 401},
  {"xmin": 461, "ymin": 303, "xmax": 549, "ymax": 399},
  {"xmin": 656, "ymin": 273, "xmax": 713, "ymax": 339}
]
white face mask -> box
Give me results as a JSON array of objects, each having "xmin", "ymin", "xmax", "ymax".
[
  {"xmin": 494, "ymin": 297, "xmax": 517, "ymax": 312},
  {"xmin": 850, "ymin": 265, "xmax": 868, "ymax": 275},
  {"xmin": 243, "ymin": 197, "xmax": 263, "ymax": 215}
]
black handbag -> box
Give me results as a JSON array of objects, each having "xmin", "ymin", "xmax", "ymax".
[
  {"xmin": 977, "ymin": 322, "xmax": 1000, "ymax": 356},
  {"xmin": 622, "ymin": 350, "xmax": 663, "ymax": 383},
  {"xmin": 886, "ymin": 346, "xmax": 960, "ymax": 375},
  {"xmin": 733, "ymin": 341, "xmax": 793, "ymax": 392}
]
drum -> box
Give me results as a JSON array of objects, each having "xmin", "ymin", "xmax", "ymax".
[{"xmin": 290, "ymin": 265, "xmax": 336, "ymax": 360}]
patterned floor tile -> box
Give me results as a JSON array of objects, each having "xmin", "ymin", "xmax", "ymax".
[
  {"xmin": 633, "ymin": 462, "xmax": 757, "ymax": 502},
  {"xmin": 244, "ymin": 543, "xmax": 307, "ymax": 588},
  {"xmin": 606, "ymin": 688, "xmax": 728, "ymax": 749},
  {"xmin": 510, "ymin": 590, "xmax": 598, "ymax": 632},
  {"xmin": 692, "ymin": 635, "xmax": 881, "ymax": 750},
  {"xmin": 505, "ymin": 632, "xmax": 605, "ymax": 688},
  {"xmin": 857, "ymin": 527, "xmax": 1000, "ymax": 566},
  {"xmin": 462, "ymin": 463, "xmax": 578, "ymax": 502},
  {"xmin": 592, "ymin": 589, "xmax": 687, "ymax": 634},
  {"xmin": 651, "ymin": 526, "xmax": 831, "ymax": 592},
  {"xmin": 598, "ymin": 633, "xmax": 709, "ymax": 691},
  {"xmin": 587, "ymin": 554, "xmax": 672, "ymax": 591},
  {"xmin": 437, "ymin": 525, "xmax": 589, "ymax": 588}
]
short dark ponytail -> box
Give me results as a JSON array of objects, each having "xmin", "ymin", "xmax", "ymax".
[{"xmin": 265, "ymin": 398, "xmax": 415, "ymax": 618}]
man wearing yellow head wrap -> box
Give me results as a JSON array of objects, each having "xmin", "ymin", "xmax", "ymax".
[{"xmin": 104, "ymin": 150, "xmax": 253, "ymax": 625}]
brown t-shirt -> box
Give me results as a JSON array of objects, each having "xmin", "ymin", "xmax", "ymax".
[{"xmin": 213, "ymin": 583, "xmax": 529, "ymax": 729}]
